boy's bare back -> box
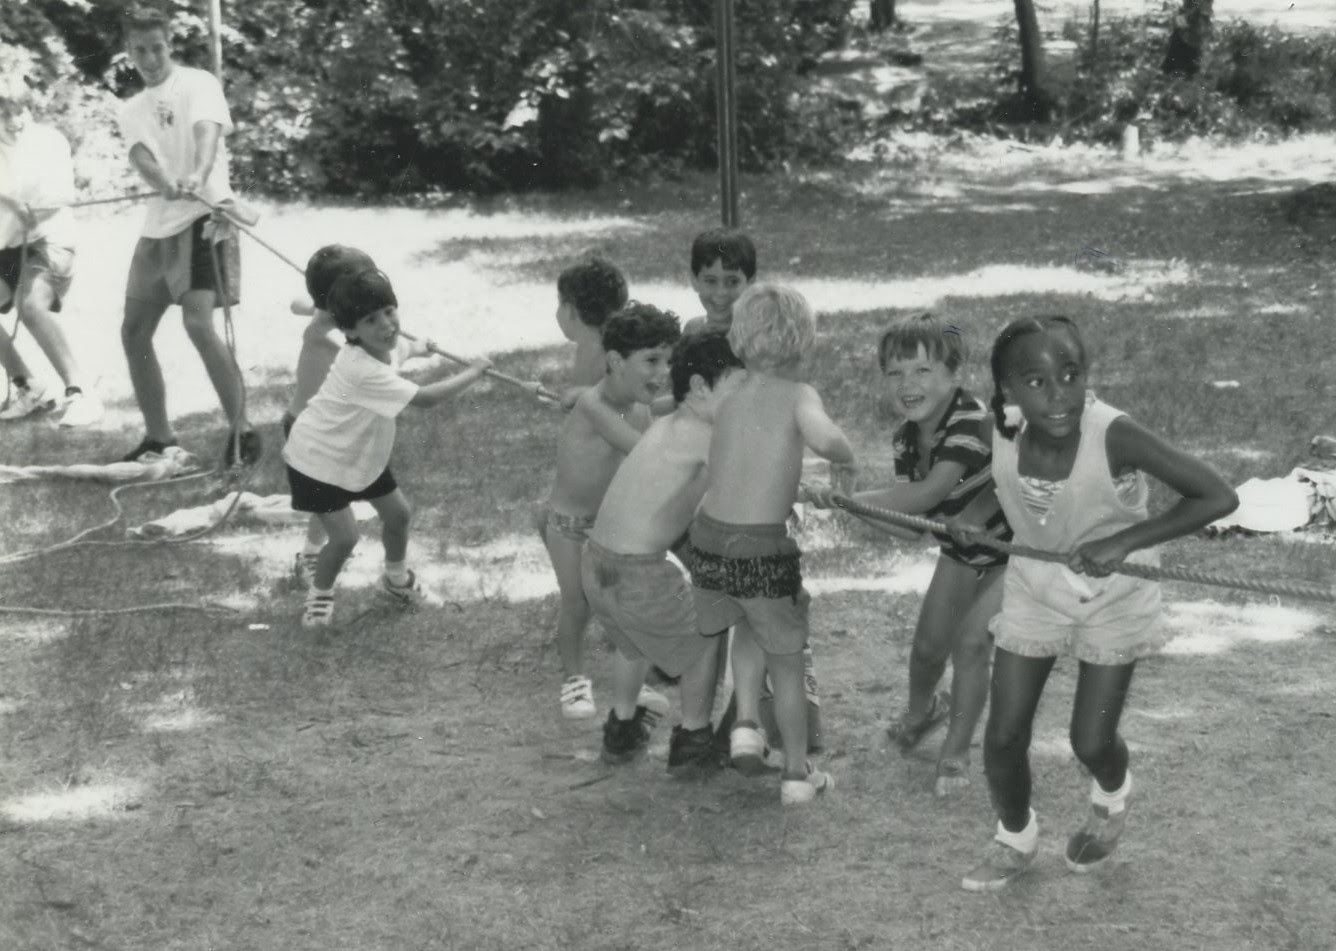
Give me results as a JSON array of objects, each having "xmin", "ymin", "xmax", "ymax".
[
  {"xmin": 592, "ymin": 411, "xmax": 712, "ymax": 555},
  {"xmin": 703, "ymin": 371, "xmax": 809, "ymax": 524},
  {"xmin": 548, "ymin": 381, "xmax": 650, "ymax": 518}
]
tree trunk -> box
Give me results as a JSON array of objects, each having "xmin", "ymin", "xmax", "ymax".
[
  {"xmin": 869, "ymin": 0, "xmax": 898, "ymax": 33},
  {"xmin": 1013, "ymin": 0, "xmax": 1056, "ymax": 119},
  {"xmin": 1162, "ymin": 0, "xmax": 1214, "ymax": 76}
]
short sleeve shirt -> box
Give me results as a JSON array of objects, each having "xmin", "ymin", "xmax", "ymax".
[
  {"xmin": 282, "ymin": 346, "xmax": 419, "ymax": 491},
  {"xmin": 0, "ymin": 123, "xmax": 75, "ymax": 248},
  {"xmin": 118, "ymin": 66, "xmax": 235, "ymax": 238},
  {"xmin": 892, "ymin": 387, "xmax": 1011, "ymax": 568}
]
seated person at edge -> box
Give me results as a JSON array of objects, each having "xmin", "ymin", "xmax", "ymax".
[
  {"xmin": 688, "ymin": 283, "xmax": 856, "ymax": 806},
  {"xmin": 584, "ymin": 330, "xmax": 745, "ymax": 770},
  {"xmin": 541, "ymin": 302, "xmax": 681, "ymax": 718}
]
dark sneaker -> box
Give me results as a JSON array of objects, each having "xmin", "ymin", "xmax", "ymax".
[
  {"xmin": 1064, "ymin": 803, "xmax": 1128, "ymax": 872},
  {"xmin": 962, "ymin": 839, "xmax": 1038, "ymax": 892},
  {"xmin": 601, "ymin": 706, "xmax": 651, "ymax": 765},
  {"xmin": 886, "ymin": 690, "xmax": 951, "ymax": 755},
  {"xmin": 667, "ymin": 725, "xmax": 721, "ymax": 775},
  {"xmin": 122, "ymin": 436, "xmax": 178, "ymax": 462},
  {"xmin": 223, "ymin": 428, "xmax": 263, "ymax": 467}
]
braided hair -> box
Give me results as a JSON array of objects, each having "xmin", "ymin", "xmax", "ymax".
[{"xmin": 989, "ymin": 315, "xmax": 1085, "ymax": 440}]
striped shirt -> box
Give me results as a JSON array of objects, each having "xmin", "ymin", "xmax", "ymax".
[{"xmin": 892, "ymin": 387, "xmax": 1012, "ymax": 568}]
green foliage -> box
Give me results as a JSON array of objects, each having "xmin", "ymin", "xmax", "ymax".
[
  {"xmin": 3, "ymin": 0, "xmax": 855, "ymax": 196},
  {"xmin": 974, "ymin": 7, "xmax": 1336, "ymax": 143}
]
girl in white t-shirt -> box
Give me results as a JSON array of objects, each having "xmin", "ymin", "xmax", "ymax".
[{"xmin": 282, "ymin": 267, "xmax": 492, "ymax": 628}]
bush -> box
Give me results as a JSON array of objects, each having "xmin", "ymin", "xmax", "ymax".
[{"xmin": 4, "ymin": 0, "xmax": 855, "ymax": 197}]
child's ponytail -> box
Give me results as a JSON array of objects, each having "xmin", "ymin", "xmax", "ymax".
[{"xmin": 991, "ymin": 386, "xmax": 1017, "ymax": 440}]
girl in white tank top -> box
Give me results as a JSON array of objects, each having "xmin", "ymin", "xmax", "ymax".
[{"xmin": 960, "ymin": 315, "xmax": 1238, "ymax": 893}]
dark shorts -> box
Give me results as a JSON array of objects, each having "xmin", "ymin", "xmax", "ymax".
[
  {"xmin": 126, "ymin": 215, "xmax": 241, "ymax": 308},
  {"xmin": 287, "ymin": 464, "xmax": 397, "ymax": 515},
  {"xmin": 687, "ymin": 512, "xmax": 811, "ymax": 656},
  {"xmin": 0, "ymin": 240, "xmax": 75, "ymax": 314}
]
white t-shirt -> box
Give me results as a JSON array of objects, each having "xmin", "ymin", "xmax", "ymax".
[
  {"xmin": 118, "ymin": 66, "xmax": 235, "ymax": 239},
  {"xmin": 0, "ymin": 123, "xmax": 75, "ymax": 249},
  {"xmin": 283, "ymin": 345, "xmax": 419, "ymax": 492}
]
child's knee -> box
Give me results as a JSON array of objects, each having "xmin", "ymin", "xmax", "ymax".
[
  {"xmin": 382, "ymin": 497, "xmax": 412, "ymax": 531},
  {"xmin": 952, "ymin": 631, "xmax": 993, "ymax": 670},
  {"xmin": 1069, "ymin": 726, "xmax": 1117, "ymax": 769}
]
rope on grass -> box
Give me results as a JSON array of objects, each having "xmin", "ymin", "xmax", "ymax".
[
  {"xmin": 828, "ymin": 493, "xmax": 1336, "ymax": 604},
  {"xmin": 0, "ymin": 601, "xmax": 238, "ymax": 618},
  {"xmin": 209, "ymin": 204, "xmax": 562, "ymax": 406}
]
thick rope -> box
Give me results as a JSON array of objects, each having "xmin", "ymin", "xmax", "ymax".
[
  {"xmin": 0, "ymin": 601, "xmax": 237, "ymax": 617},
  {"xmin": 829, "ymin": 493, "xmax": 1336, "ymax": 604}
]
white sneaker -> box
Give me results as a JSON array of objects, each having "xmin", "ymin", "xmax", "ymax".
[
  {"xmin": 379, "ymin": 570, "xmax": 444, "ymax": 608},
  {"xmin": 0, "ymin": 383, "xmax": 56, "ymax": 421},
  {"xmin": 58, "ymin": 389, "xmax": 104, "ymax": 427},
  {"xmin": 302, "ymin": 591, "xmax": 335, "ymax": 629},
  {"xmin": 636, "ymin": 684, "xmax": 671, "ymax": 726},
  {"xmin": 780, "ymin": 765, "xmax": 835, "ymax": 806},
  {"xmin": 561, "ymin": 675, "xmax": 597, "ymax": 720},
  {"xmin": 729, "ymin": 723, "xmax": 770, "ymax": 776}
]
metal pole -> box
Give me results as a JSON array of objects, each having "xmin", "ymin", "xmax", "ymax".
[
  {"xmin": 714, "ymin": 0, "xmax": 739, "ymax": 227},
  {"xmin": 208, "ymin": 0, "xmax": 224, "ymax": 80}
]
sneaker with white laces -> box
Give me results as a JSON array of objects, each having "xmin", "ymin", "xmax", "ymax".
[
  {"xmin": 1065, "ymin": 803, "xmax": 1128, "ymax": 873},
  {"xmin": 961, "ymin": 838, "xmax": 1038, "ymax": 892},
  {"xmin": 561, "ymin": 675, "xmax": 597, "ymax": 720},
  {"xmin": 729, "ymin": 721, "xmax": 770, "ymax": 776},
  {"xmin": 780, "ymin": 764, "xmax": 834, "ymax": 805},
  {"xmin": 302, "ymin": 591, "xmax": 335, "ymax": 628},
  {"xmin": 0, "ymin": 383, "xmax": 56, "ymax": 421},
  {"xmin": 57, "ymin": 389, "xmax": 104, "ymax": 427},
  {"xmin": 293, "ymin": 552, "xmax": 320, "ymax": 588}
]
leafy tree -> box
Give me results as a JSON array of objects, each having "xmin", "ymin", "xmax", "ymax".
[{"xmin": 1163, "ymin": 0, "xmax": 1214, "ymax": 76}]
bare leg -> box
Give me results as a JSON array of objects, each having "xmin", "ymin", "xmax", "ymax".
[
  {"xmin": 0, "ymin": 327, "xmax": 32, "ymax": 382},
  {"xmin": 984, "ymin": 648, "xmax": 1056, "ymax": 832},
  {"xmin": 305, "ymin": 515, "xmax": 327, "ymax": 548},
  {"xmin": 180, "ymin": 290, "xmax": 245, "ymax": 426},
  {"xmin": 16, "ymin": 279, "xmax": 83, "ymax": 389},
  {"xmin": 679, "ymin": 639, "xmax": 721, "ymax": 731},
  {"xmin": 903, "ymin": 557, "xmax": 972, "ymax": 723},
  {"xmin": 610, "ymin": 650, "xmax": 652, "ymax": 720},
  {"xmin": 312, "ymin": 507, "xmax": 359, "ymax": 590},
  {"xmin": 940, "ymin": 566, "xmax": 1003, "ymax": 763},
  {"xmin": 768, "ymin": 649, "xmax": 809, "ymax": 778},
  {"xmin": 122, "ymin": 296, "xmax": 173, "ymax": 441},
  {"xmin": 368, "ymin": 489, "xmax": 411, "ymax": 565},
  {"xmin": 729, "ymin": 618, "xmax": 767, "ymax": 729},
  {"xmin": 542, "ymin": 530, "xmax": 591, "ymax": 678}
]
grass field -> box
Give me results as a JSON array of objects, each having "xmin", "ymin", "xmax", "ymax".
[{"xmin": 2, "ymin": 133, "xmax": 1336, "ymax": 950}]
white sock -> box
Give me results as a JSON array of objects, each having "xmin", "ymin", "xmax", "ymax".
[
  {"xmin": 1092, "ymin": 770, "xmax": 1132, "ymax": 815},
  {"xmin": 384, "ymin": 560, "xmax": 409, "ymax": 586},
  {"xmin": 996, "ymin": 809, "xmax": 1038, "ymax": 853}
]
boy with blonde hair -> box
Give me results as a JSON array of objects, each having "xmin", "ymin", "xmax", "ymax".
[
  {"xmin": 542, "ymin": 302, "xmax": 680, "ymax": 718},
  {"xmin": 584, "ymin": 330, "xmax": 745, "ymax": 767},
  {"xmin": 688, "ymin": 283, "xmax": 855, "ymax": 805}
]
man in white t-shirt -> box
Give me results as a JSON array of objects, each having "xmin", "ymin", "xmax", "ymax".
[
  {"xmin": 0, "ymin": 79, "xmax": 103, "ymax": 427},
  {"xmin": 116, "ymin": 5, "xmax": 257, "ymax": 464}
]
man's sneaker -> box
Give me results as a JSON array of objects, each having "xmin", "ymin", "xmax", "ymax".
[
  {"xmin": 1064, "ymin": 803, "xmax": 1128, "ymax": 873},
  {"xmin": 561, "ymin": 675, "xmax": 597, "ymax": 720},
  {"xmin": 961, "ymin": 839, "xmax": 1038, "ymax": 892},
  {"xmin": 780, "ymin": 764, "xmax": 834, "ymax": 805},
  {"xmin": 122, "ymin": 436, "xmax": 179, "ymax": 462},
  {"xmin": 667, "ymin": 725, "xmax": 721, "ymax": 774},
  {"xmin": 293, "ymin": 552, "xmax": 320, "ymax": 588},
  {"xmin": 886, "ymin": 690, "xmax": 951, "ymax": 755},
  {"xmin": 601, "ymin": 706, "xmax": 652, "ymax": 764},
  {"xmin": 636, "ymin": 684, "xmax": 671, "ymax": 728},
  {"xmin": 0, "ymin": 384, "xmax": 56, "ymax": 421},
  {"xmin": 222, "ymin": 428, "xmax": 263, "ymax": 467},
  {"xmin": 302, "ymin": 591, "xmax": 335, "ymax": 629},
  {"xmin": 57, "ymin": 389, "xmax": 104, "ymax": 427},
  {"xmin": 729, "ymin": 721, "xmax": 770, "ymax": 776}
]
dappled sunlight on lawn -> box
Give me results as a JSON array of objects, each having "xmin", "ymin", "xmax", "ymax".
[
  {"xmin": 1, "ymin": 778, "xmax": 145, "ymax": 823},
  {"xmin": 1160, "ymin": 600, "xmax": 1324, "ymax": 656},
  {"xmin": 0, "ymin": 618, "xmax": 67, "ymax": 644}
]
